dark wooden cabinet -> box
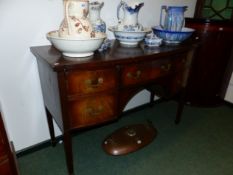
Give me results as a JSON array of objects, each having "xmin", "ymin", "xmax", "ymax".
[
  {"xmin": 0, "ymin": 110, "xmax": 19, "ymax": 175},
  {"xmin": 31, "ymin": 40, "xmax": 197, "ymax": 175},
  {"xmin": 185, "ymin": 18, "xmax": 233, "ymax": 106}
]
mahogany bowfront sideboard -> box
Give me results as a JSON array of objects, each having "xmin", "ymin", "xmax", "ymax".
[{"xmin": 31, "ymin": 40, "xmax": 197, "ymax": 175}]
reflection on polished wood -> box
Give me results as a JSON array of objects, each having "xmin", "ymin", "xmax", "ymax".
[{"xmin": 31, "ymin": 40, "xmax": 197, "ymax": 175}]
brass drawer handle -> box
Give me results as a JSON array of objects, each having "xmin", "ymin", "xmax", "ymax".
[
  {"xmin": 161, "ymin": 64, "xmax": 171, "ymax": 71},
  {"xmin": 85, "ymin": 77, "xmax": 103, "ymax": 87},
  {"xmin": 219, "ymin": 27, "xmax": 223, "ymax": 31},
  {"xmin": 127, "ymin": 70, "xmax": 141, "ymax": 79},
  {"xmin": 86, "ymin": 105, "xmax": 104, "ymax": 116}
]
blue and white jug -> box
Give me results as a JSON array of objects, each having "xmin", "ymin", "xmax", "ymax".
[
  {"xmin": 160, "ymin": 6, "xmax": 187, "ymax": 31},
  {"xmin": 117, "ymin": 0, "xmax": 144, "ymax": 32},
  {"xmin": 89, "ymin": 1, "xmax": 106, "ymax": 33}
]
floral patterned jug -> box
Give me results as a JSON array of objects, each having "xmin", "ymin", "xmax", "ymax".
[
  {"xmin": 59, "ymin": 0, "xmax": 95, "ymax": 39},
  {"xmin": 117, "ymin": 0, "xmax": 144, "ymax": 32}
]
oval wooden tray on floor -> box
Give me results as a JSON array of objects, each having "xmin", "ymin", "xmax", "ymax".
[{"xmin": 102, "ymin": 121, "xmax": 157, "ymax": 155}]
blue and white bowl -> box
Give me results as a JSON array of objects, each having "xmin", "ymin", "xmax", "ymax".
[
  {"xmin": 109, "ymin": 26, "xmax": 151, "ymax": 47},
  {"xmin": 152, "ymin": 26, "xmax": 194, "ymax": 44}
]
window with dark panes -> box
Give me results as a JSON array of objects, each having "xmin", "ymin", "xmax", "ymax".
[{"xmin": 195, "ymin": 0, "xmax": 233, "ymax": 20}]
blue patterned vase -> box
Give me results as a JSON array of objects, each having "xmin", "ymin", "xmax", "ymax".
[{"xmin": 89, "ymin": 1, "xmax": 106, "ymax": 33}]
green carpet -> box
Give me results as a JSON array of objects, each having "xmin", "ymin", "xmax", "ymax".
[{"xmin": 18, "ymin": 101, "xmax": 233, "ymax": 175}]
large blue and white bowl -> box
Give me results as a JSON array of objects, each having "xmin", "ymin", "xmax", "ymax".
[
  {"xmin": 152, "ymin": 26, "xmax": 195, "ymax": 44},
  {"xmin": 109, "ymin": 26, "xmax": 151, "ymax": 47}
]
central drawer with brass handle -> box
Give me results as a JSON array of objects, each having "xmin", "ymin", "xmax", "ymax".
[
  {"xmin": 121, "ymin": 63, "xmax": 150, "ymax": 86},
  {"xmin": 121, "ymin": 57, "xmax": 180, "ymax": 86},
  {"xmin": 66, "ymin": 69, "xmax": 118, "ymax": 95},
  {"xmin": 149, "ymin": 54, "xmax": 188, "ymax": 80}
]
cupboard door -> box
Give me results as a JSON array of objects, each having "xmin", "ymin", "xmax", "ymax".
[{"xmin": 185, "ymin": 18, "xmax": 233, "ymax": 106}]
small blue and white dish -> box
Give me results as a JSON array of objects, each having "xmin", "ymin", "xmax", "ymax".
[
  {"xmin": 144, "ymin": 34, "xmax": 162, "ymax": 47},
  {"xmin": 152, "ymin": 26, "xmax": 195, "ymax": 44}
]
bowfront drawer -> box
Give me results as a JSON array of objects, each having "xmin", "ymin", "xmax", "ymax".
[
  {"xmin": 122, "ymin": 58, "xmax": 177, "ymax": 86},
  {"xmin": 149, "ymin": 58, "xmax": 174, "ymax": 80},
  {"xmin": 149, "ymin": 54, "xmax": 187, "ymax": 79},
  {"xmin": 68, "ymin": 94, "xmax": 117, "ymax": 129},
  {"xmin": 66, "ymin": 69, "xmax": 117, "ymax": 95},
  {"xmin": 121, "ymin": 63, "xmax": 150, "ymax": 86}
]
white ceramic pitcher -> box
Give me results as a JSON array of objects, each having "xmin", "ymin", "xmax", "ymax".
[{"xmin": 117, "ymin": 0, "xmax": 144, "ymax": 32}]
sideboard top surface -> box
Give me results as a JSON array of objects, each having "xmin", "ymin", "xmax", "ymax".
[{"xmin": 30, "ymin": 40, "xmax": 197, "ymax": 71}]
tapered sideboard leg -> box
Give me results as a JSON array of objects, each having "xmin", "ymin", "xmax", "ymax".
[
  {"xmin": 175, "ymin": 88, "xmax": 186, "ymax": 124},
  {"xmin": 64, "ymin": 131, "xmax": 74, "ymax": 175},
  {"xmin": 45, "ymin": 107, "xmax": 56, "ymax": 146}
]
